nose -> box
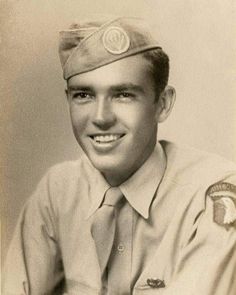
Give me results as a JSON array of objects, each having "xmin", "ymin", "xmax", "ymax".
[{"xmin": 92, "ymin": 98, "xmax": 116, "ymax": 129}]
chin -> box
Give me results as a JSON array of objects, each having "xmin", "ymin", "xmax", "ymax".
[
  {"xmin": 90, "ymin": 156, "xmax": 119, "ymax": 170},
  {"xmin": 88, "ymin": 153, "xmax": 126, "ymax": 173}
]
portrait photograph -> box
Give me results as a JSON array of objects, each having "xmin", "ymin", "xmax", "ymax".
[{"xmin": 1, "ymin": 0, "xmax": 236, "ymax": 294}]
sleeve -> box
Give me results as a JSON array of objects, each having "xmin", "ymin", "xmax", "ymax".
[
  {"xmin": 163, "ymin": 175, "xmax": 236, "ymax": 295},
  {"xmin": 2, "ymin": 172, "xmax": 64, "ymax": 295}
]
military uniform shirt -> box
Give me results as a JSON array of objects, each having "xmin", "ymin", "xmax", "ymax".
[{"xmin": 3, "ymin": 141, "xmax": 236, "ymax": 295}]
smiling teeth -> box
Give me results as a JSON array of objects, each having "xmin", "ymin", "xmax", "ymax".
[{"xmin": 93, "ymin": 134, "xmax": 121, "ymax": 143}]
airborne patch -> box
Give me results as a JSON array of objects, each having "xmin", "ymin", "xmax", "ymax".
[
  {"xmin": 102, "ymin": 26, "xmax": 130, "ymax": 55},
  {"xmin": 206, "ymin": 182, "xmax": 236, "ymax": 227}
]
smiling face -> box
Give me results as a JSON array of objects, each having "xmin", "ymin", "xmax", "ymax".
[{"xmin": 67, "ymin": 55, "xmax": 165, "ymax": 185}]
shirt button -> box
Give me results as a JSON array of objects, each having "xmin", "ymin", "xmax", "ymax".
[{"xmin": 117, "ymin": 243, "xmax": 125, "ymax": 252}]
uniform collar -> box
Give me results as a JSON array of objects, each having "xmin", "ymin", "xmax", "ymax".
[
  {"xmin": 85, "ymin": 142, "xmax": 166, "ymax": 220},
  {"xmin": 84, "ymin": 156, "xmax": 110, "ymax": 220},
  {"xmin": 120, "ymin": 142, "xmax": 166, "ymax": 219}
]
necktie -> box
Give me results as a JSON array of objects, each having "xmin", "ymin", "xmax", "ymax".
[{"xmin": 91, "ymin": 187, "xmax": 123, "ymax": 277}]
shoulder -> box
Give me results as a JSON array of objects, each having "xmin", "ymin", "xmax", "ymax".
[
  {"xmin": 46, "ymin": 157, "xmax": 84, "ymax": 179},
  {"xmin": 160, "ymin": 140, "xmax": 236, "ymax": 230},
  {"xmin": 160, "ymin": 140, "xmax": 236, "ymax": 186},
  {"xmin": 42, "ymin": 155, "xmax": 92, "ymax": 187},
  {"xmin": 27, "ymin": 156, "xmax": 91, "ymax": 204}
]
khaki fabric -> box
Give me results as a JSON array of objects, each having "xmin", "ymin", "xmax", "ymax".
[
  {"xmin": 58, "ymin": 17, "xmax": 161, "ymax": 80},
  {"xmin": 3, "ymin": 141, "xmax": 236, "ymax": 295}
]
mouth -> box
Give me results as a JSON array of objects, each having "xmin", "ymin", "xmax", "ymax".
[{"xmin": 90, "ymin": 134, "xmax": 125, "ymax": 144}]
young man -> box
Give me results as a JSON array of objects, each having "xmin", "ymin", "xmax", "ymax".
[{"xmin": 3, "ymin": 17, "xmax": 236, "ymax": 295}]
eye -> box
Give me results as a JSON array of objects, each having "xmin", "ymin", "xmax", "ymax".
[
  {"xmin": 71, "ymin": 91, "xmax": 94, "ymax": 103},
  {"xmin": 113, "ymin": 92, "xmax": 135, "ymax": 101}
]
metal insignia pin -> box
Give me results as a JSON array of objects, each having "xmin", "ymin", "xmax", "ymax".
[{"xmin": 147, "ymin": 278, "xmax": 165, "ymax": 288}]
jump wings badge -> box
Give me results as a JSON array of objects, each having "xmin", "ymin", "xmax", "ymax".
[{"xmin": 207, "ymin": 182, "xmax": 236, "ymax": 227}]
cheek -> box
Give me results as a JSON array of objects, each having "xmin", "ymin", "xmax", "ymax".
[
  {"xmin": 70, "ymin": 106, "xmax": 88, "ymax": 132},
  {"xmin": 125, "ymin": 105, "xmax": 157, "ymax": 133}
]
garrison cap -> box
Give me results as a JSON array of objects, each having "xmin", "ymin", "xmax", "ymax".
[{"xmin": 59, "ymin": 16, "xmax": 161, "ymax": 80}]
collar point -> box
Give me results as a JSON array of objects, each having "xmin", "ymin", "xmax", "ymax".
[{"xmin": 142, "ymin": 212, "xmax": 149, "ymax": 219}]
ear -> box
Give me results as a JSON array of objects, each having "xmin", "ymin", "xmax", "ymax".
[{"xmin": 155, "ymin": 86, "xmax": 176, "ymax": 123}]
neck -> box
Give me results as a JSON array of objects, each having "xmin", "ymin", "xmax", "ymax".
[
  {"xmin": 102, "ymin": 147, "xmax": 156, "ymax": 187},
  {"xmin": 102, "ymin": 170, "xmax": 133, "ymax": 187}
]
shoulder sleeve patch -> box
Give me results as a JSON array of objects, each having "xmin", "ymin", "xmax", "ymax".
[{"xmin": 206, "ymin": 182, "xmax": 236, "ymax": 227}]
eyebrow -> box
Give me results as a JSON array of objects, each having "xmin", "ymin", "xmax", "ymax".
[
  {"xmin": 67, "ymin": 83, "xmax": 145, "ymax": 94},
  {"xmin": 67, "ymin": 86, "xmax": 93, "ymax": 92},
  {"xmin": 109, "ymin": 83, "xmax": 144, "ymax": 93}
]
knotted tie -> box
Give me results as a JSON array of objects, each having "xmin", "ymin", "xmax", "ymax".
[{"xmin": 91, "ymin": 187, "xmax": 123, "ymax": 277}]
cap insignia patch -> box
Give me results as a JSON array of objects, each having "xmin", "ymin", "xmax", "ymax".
[
  {"xmin": 102, "ymin": 26, "xmax": 130, "ymax": 55},
  {"xmin": 207, "ymin": 182, "xmax": 236, "ymax": 227}
]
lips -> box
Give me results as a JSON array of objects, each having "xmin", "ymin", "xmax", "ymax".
[{"xmin": 90, "ymin": 134, "xmax": 125, "ymax": 143}]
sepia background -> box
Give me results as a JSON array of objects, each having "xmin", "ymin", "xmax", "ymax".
[{"xmin": 1, "ymin": 0, "xmax": 235, "ymax": 260}]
